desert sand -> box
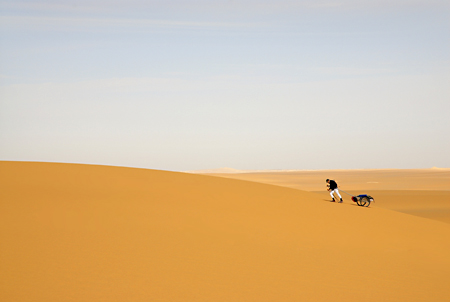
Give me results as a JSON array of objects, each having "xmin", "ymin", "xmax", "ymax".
[
  {"xmin": 205, "ymin": 169, "xmax": 450, "ymax": 224},
  {"xmin": 1, "ymin": 161, "xmax": 450, "ymax": 301},
  {"xmin": 202, "ymin": 168, "xmax": 450, "ymax": 191}
]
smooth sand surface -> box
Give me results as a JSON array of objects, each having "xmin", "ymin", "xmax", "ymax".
[
  {"xmin": 205, "ymin": 168, "xmax": 450, "ymax": 191},
  {"xmin": 1, "ymin": 162, "xmax": 450, "ymax": 301},
  {"xmin": 312, "ymin": 190, "xmax": 450, "ymax": 224},
  {"xmin": 207, "ymin": 169, "xmax": 450, "ymax": 224}
]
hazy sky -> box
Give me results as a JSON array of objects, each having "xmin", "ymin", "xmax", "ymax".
[{"xmin": 1, "ymin": 0, "xmax": 449, "ymax": 171}]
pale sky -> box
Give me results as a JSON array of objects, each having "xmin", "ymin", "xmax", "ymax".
[{"xmin": 1, "ymin": 0, "xmax": 449, "ymax": 171}]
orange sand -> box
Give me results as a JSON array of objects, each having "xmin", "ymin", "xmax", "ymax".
[
  {"xmin": 204, "ymin": 168, "xmax": 450, "ymax": 191},
  {"xmin": 311, "ymin": 190, "xmax": 450, "ymax": 224},
  {"xmin": 206, "ymin": 169, "xmax": 450, "ymax": 224},
  {"xmin": 1, "ymin": 161, "xmax": 450, "ymax": 301}
]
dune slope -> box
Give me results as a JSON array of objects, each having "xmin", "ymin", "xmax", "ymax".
[
  {"xmin": 1, "ymin": 161, "xmax": 450, "ymax": 301},
  {"xmin": 206, "ymin": 168, "xmax": 450, "ymax": 191},
  {"xmin": 206, "ymin": 169, "xmax": 450, "ymax": 223},
  {"xmin": 311, "ymin": 190, "xmax": 450, "ymax": 224}
]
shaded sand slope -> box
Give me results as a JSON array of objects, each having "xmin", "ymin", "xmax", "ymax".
[
  {"xmin": 207, "ymin": 169, "xmax": 450, "ymax": 223},
  {"xmin": 206, "ymin": 168, "xmax": 450, "ymax": 191},
  {"xmin": 1, "ymin": 162, "xmax": 450, "ymax": 301},
  {"xmin": 312, "ymin": 190, "xmax": 450, "ymax": 224}
]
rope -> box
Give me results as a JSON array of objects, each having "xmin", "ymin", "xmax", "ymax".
[{"xmin": 336, "ymin": 189, "xmax": 355, "ymax": 197}]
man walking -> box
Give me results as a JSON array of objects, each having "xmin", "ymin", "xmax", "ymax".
[{"xmin": 327, "ymin": 179, "xmax": 343, "ymax": 203}]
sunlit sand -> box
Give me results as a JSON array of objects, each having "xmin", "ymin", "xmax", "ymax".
[
  {"xmin": 203, "ymin": 168, "xmax": 450, "ymax": 223},
  {"xmin": 1, "ymin": 162, "xmax": 450, "ymax": 301}
]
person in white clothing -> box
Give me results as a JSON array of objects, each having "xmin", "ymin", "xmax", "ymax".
[{"xmin": 326, "ymin": 179, "xmax": 343, "ymax": 203}]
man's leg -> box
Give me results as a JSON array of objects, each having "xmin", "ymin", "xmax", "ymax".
[
  {"xmin": 335, "ymin": 189, "xmax": 343, "ymax": 202},
  {"xmin": 330, "ymin": 190, "xmax": 335, "ymax": 201}
]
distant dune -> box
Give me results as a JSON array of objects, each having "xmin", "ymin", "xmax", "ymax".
[
  {"xmin": 204, "ymin": 168, "xmax": 450, "ymax": 224},
  {"xmin": 1, "ymin": 161, "xmax": 450, "ymax": 301},
  {"xmin": 185, "ymin": 167, "xmax": 247, "ymax": 174},
  {"xmin": 202, "ymin": 168, "xmax": 450, "ymax": 190}
]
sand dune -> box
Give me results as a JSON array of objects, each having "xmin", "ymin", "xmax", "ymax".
[
  {"xmin": 205, "ymin": 168, "xmax": 450, "ymax": 191},
  {"xmin": 311, "ymin": 190, "xmax": 450, "ymax": 224},
  {"xmin": 1, "ymin": 161, "xmax": 450, "ymax": 301},
  {"xmin": 207, "ymin": 169, "xmax": 450, "ymax": 224},
  {"xmin": 186, "ymin": 167, "xmax": 247, "ymax": 174}
]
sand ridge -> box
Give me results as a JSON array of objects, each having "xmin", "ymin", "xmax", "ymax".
[
  {"xmin": 1, "ymin": 161, "xmax": 450, "ymax": 301},
  {"xmin": 206, "ymin": 168, "xmax": 450, "ymax": 224},
  {"xmin": 203, "ymin": 168, "xmax": 450, "ymax": 191}
]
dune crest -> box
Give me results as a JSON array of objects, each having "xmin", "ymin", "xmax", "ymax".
[
  {"xmin": 185, "ymin": 167, "xmax": 246, "ymax": 174},
  {"xmin": 1, "ymin": 161, "xmax": 450, "ymax": 301},
  {"xmin": 206, "ymin": 168, "xmax": 450, "ymax": 190}
]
